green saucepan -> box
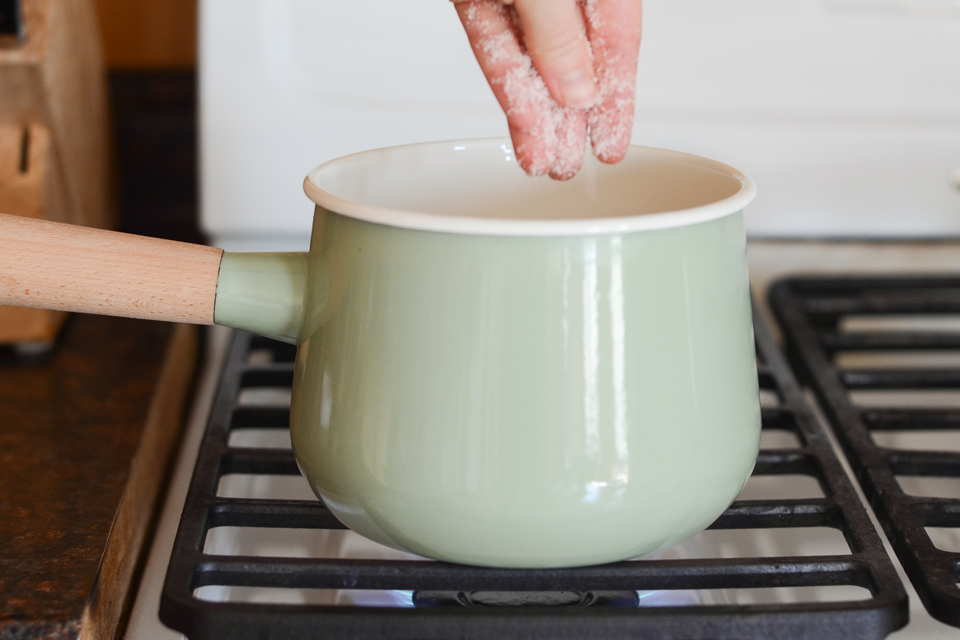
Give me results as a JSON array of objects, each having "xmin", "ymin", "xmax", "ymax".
[{"xmin": 0, "ymin": 138, "xmax": 760, "ymax": 568}]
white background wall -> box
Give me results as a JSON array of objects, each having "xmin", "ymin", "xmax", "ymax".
[{"xmin": 200, "ymin": 0, "xmax": 960, "ymax": 245}]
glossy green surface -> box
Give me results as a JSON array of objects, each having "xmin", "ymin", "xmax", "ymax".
[
  {"xmin": 288, "ymin": 208, "xmax": 760, "ymax": 568},
  {"xmin": 214, "ymin": 252, "xmax": 307, "ymax": 342}
]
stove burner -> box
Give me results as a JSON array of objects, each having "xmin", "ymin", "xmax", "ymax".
[
  {"xmin": 413, "ymin": 590, "xmax": 640, "ymax": 608},
  {"xmin": 158, "ymin": 304, "xmax": 909, "ymax": 640}
]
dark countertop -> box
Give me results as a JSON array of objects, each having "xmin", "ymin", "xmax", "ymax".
[{"xmin": 0, "ymin": 314, "xmax": 192, "ymax": 640}]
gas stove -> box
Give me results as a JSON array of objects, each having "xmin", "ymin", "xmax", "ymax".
[{"xmin": 119, "ymin": 242, "xmax": 960, "ymax": 640}]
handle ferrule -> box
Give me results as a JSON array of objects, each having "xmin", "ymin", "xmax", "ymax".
[{"xmin": 213, "ymin": 252, "xmax": 308, "ymax": 343}]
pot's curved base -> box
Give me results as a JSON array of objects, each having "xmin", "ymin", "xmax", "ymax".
[{"xmin": 307, "ymin": 473, "xmax": 750, "ymax": 569}]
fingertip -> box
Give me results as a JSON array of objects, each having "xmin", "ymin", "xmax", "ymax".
[
  {"xmin": 511, "ymin": 127, "xmax": 555, "ymax": 177},
  {"xmin": 549, "ymin": 108, "xmax": 587, "ymax": 180},
  {"xmin": 549, "ymin": 167, "xmax": 579, "ymax": 181},
  {"xmin": 588, "ymin": 117, "xmax": 631, "ymax": 164},
  {"xmin": 588, "ymin": 99, "xmax": 634, "ymax": 164},
  {"xmin": 595, "ymin": 146, "xmax": 628, "ymax": 165},
  {"xmin": 589, "ymin": 123, "xmax": 631, "ymax": 164}
]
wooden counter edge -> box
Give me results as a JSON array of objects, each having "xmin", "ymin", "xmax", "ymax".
[{"xmin": 79, "ymin": 323, "xmax": 199, "ymax": 640}]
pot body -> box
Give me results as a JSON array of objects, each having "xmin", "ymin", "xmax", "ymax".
[{"xmin": 290, "ymin": 207, "xmax": 760, "ymax": 568}]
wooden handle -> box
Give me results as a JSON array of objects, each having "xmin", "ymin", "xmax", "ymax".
[{"xmin": 0, "ymin": 213, "xmax": 223, "ymax": 324}]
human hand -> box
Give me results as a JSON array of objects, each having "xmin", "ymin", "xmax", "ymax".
[{"xmin": 453, "ymin": 0, "xmax": 642, "ymax": 180}]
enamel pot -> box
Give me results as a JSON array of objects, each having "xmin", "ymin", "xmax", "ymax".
[{"xmin": 0, "ymin": 138, "xmax": 760, "ymax": 568}]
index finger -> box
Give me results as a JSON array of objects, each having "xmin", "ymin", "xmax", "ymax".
[{"xmin": 455, "ymin": 0, "xmax": 563, "ymax": 176}]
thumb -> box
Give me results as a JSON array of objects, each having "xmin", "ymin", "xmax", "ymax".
[{"xmin": 513, "ymin": 0, "xmax": 598, "ymax": 110}]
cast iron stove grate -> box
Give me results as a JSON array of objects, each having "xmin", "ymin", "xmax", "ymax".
[
  {"xmin": 771, "ymin": 276, "xmax": 960, "ymax": 628},
  {"xmin": 159, "ymin": 304, "xmax": 908, "ymax": 639}
]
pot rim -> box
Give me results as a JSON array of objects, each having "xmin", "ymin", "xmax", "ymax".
[{"xmin": 303, "ymin": 137, "xmax": 757, "ymax": 237}]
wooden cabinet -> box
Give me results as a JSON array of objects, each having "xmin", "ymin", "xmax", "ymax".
[{"xmin": 96, "ymin": 0, "xmax": 197, "ymax": 69}]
